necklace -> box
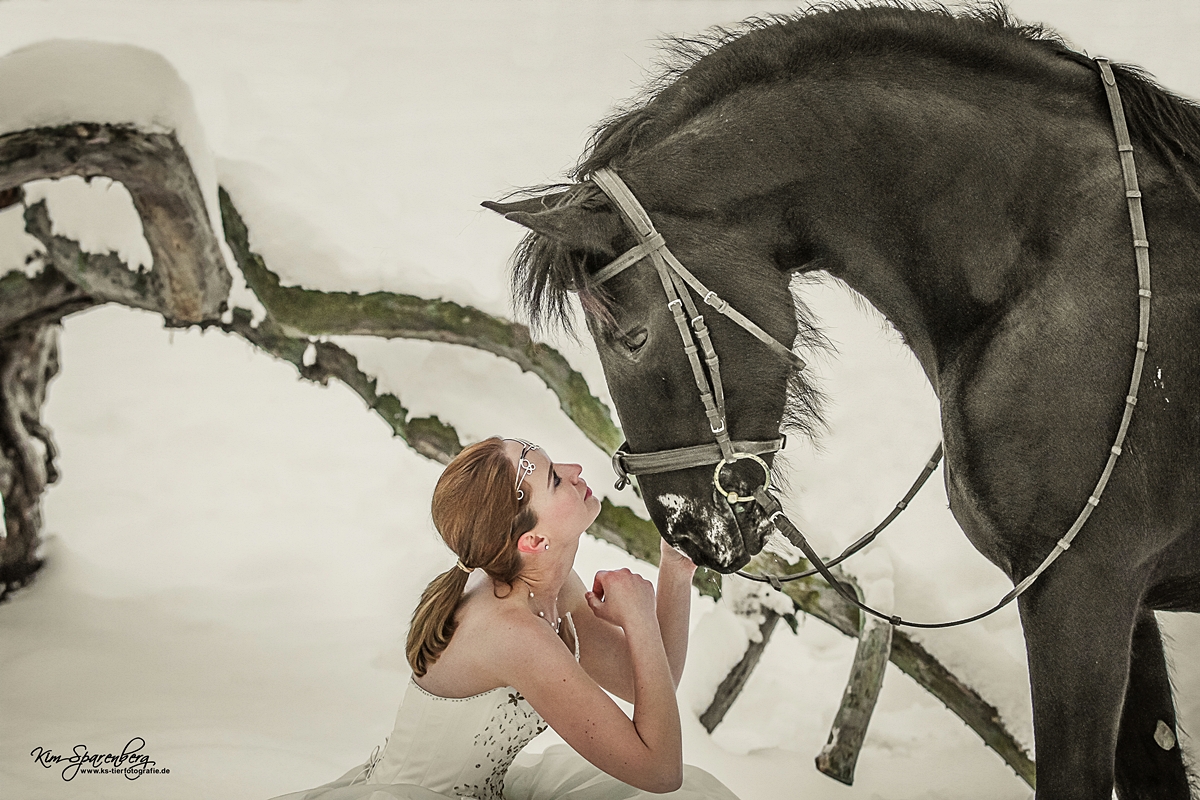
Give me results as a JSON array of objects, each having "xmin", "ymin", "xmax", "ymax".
[{"xmin": 528, "ymin": 590, "xmax": 562, "ymax": 634}]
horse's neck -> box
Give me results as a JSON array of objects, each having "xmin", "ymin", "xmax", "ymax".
[
  {"xmin": 655, "ymin": 60, "xmax": 1117, "ymax": 389},
  {"xmin": 803, "ymin": 68, "xmax": 1117, "ymax": 384}
]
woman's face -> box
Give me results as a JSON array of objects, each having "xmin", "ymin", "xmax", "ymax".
[{"xmin": 504, "ymin": 441, "xmax": 601, "ymax": 540}]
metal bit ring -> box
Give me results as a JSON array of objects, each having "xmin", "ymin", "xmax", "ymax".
[{"xmin": 713, "ymin": 452, "xmax": 771, "ymax": 504}]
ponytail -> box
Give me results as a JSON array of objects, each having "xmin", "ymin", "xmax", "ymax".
[
  {"xmin": 406, "ymin": 567, "xmax": 470, "ymax": 677},
  {"xmin": 404, "ymin": 438, "xmax": 538, "ymax": 676}
]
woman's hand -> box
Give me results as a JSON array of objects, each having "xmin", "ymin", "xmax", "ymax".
[
  {"xmin": 586, "ymin": 569, "xmax": 658, "ymax": 632},
  {"xmin": 659, "ymin": 537, "xmax": 697, "ymax": 574}
]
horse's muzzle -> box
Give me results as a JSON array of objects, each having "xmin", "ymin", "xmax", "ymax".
[{"xmin": 646, "ymin": 479, "xmax": 768, "ymax": 573}]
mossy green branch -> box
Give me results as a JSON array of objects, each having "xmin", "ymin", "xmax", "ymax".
[
  {"xmin": 219, "ymin": 308, "xmax": 718, "ymax": 597},
  {"xmin": 218, "ymin": 187, "xmax": 622, "ymax": 456},
  {"xmin": 218, "ymin": 309, "xmax": 463, "ymax": 464}
]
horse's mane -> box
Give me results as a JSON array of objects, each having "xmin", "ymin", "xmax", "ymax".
[
  {"xmin": 577, "ymin": 1, "xmax": 1200, "ymax": 180},
  {"xmin": 509, "ymin": 1, "xmax": 1200, "ymax": 438}
]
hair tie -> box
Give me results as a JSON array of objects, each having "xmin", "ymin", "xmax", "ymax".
[{"xmin": 455, "ymin": 559, "xmax": 474, "ymax": 574}]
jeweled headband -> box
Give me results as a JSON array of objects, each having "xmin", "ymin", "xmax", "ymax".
[{"xmin": 504, "ymin": 438, "xmax": 539, "ymax": 501}]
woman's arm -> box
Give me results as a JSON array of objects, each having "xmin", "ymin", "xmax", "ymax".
[
  {"xmin": 655, "ymin": 538, "xmax": 697, "ymax": 688},
  {"xmin": 565, "ymin": 540, "xmax": 697, "ymax": 699},
  {"xmin": 561, "ymin": 571, "xmax": 635, "ymax": 702},
  {"xmin": 490, "ymin": 571, "xmax": 683, "ymax": 792}
]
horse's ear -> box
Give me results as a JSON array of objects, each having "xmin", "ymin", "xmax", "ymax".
[
  {"xmin": 482, "ymin": 196, "xmax": 622, "ymax": 254},
  {"xmin": 481, "ymin": 192, "xmax": 570, "ymax": 216}
]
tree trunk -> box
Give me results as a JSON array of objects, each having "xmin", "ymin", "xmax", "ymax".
[{"xmin": 0, "ymin": 322, "xmax": 61, "ymax": 598}]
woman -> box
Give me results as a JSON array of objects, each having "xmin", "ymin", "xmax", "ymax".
[{"xmin": 271, "ymin": 437, "xmax": 739, "ymax": 800}]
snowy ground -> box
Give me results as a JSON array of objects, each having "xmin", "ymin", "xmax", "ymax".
[{"xmin": 0, "ymin": 2, "xmax": 1198, "ymax": 799}]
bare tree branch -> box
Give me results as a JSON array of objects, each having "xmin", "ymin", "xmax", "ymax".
[
  {"xmin": 741, "ymin": 552, "xmax": 1036, "ymax": 786},
  {"xmin": 816, "ymin": 613, "xmax": 892, "ymax": 784},
  {"xmin": 216, "ymin": 309, "xmax": 463, "ymax": 466},
  {"xmin": 0, "ymin": 123, "xmax": 229, "ymax": 322},
  {"xmin": 700, "ymin": 609, "xmax": 781, "ymax": 732},
  {"xmin": 22, "ymin": 199, "xmax": 162, "ymax": 314}
]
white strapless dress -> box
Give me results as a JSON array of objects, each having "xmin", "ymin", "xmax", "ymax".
[{"xmin": 268, "ymin": 615, "xmax": 738, "ymax": 800}]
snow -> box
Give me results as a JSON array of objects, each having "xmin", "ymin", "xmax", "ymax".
[
  {"xmin": 0, "ymin": 2, "xmax": 1197, "ymax": 800},
  {"xmin": 0, "ymin": 38, "xmax": 266, "ymax": 321},
  {"xmin": 0, "ymin": 39, "xmax": 217, "ymax": 244},
  {"xmin": 0, "ymin": 39, "xmax": 200, "ymax": 152},
  {"xmin": 23, "ymin": 176, "xmax": 153, "ymax": 272}
]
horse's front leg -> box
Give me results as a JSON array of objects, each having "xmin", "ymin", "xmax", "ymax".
[
  {"xmin": 1017, "ymin": 561, "xmax": 1141, "ymax": 800},
  {"xmin": 1114, "ymin": 608, "xmax": 1191, "ymax": 800}
]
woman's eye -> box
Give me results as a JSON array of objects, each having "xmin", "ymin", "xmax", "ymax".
[{"xmin": 553, "ymin": 471, "xmax": 561, "ymax": 488}]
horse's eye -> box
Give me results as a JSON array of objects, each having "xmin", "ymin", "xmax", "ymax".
[{"xmin": 619, "ymin": 326, "xmax": 648, "ymax": 354}]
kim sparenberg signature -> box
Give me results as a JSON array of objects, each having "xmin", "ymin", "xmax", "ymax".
[{"xmin": 30, "ymin": 737, "xmax": 168, "ymax": 781}]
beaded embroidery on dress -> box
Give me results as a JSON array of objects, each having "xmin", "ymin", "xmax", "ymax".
[
  {"xmin": 362, "ymin": 681, "xmax": 548, "ymax": 800},
  {"xmin": 267, "ymin": 612, "xmax": 739, "ymax": 800}
]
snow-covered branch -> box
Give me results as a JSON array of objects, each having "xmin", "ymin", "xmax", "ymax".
[
  {"xmin": 218, "ymin": 188, "xmax": 622, "ymax": 457},
  {"xmin": 740, "ymin": 552, "xmax": 1036, "ymax": 786},
  {"xmin": 0, "ymin": 123, "xmax": 229, "ymax": 322}
]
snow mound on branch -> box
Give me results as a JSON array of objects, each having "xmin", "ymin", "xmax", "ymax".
[
  {"xmin": 0, "ymin": 40, "xmax": 213, "ymax": 220},
  {"xmin": 0, "ymin": 40, "xmax": 263, "ymax": 320}
]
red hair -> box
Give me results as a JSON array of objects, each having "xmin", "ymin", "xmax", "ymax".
[{"xmin": 406, "ymin": 438, "xmax": 537, "ymax": 676}]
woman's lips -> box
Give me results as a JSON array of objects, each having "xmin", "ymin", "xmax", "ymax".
[{"xmin": 585, "ymin": 486, "xmax": 592, "ymax": 499}]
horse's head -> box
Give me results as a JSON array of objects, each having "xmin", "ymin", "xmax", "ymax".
[{"xmin": 485, "ymin": 168, "xmax": 821, "ymax": 572}]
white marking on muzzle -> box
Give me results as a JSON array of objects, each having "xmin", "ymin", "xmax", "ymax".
[{"xmin": 656, "ymin": 492, "xmax": 736, "ymax": 563}]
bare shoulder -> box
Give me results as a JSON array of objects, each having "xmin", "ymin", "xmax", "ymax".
[
  {"xmin": 463, "ymin": 585, "xmax": 564, "ymax": 653},
  {"xmin": 417, "ymin": 582, "xmax": 550, "ymax": 696}
]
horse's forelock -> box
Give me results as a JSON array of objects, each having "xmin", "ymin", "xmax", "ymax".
[{"xmin": 509, "ymin": 184, "xmax": 617, "ymax": 338}]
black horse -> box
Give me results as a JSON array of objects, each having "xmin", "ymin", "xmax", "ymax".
[{"xmin": 486, "ymin": 5, "xmax": 1200, "ymax": 798}]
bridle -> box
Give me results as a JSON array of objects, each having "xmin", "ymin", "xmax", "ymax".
[
  {"xmin": 590, "ymin": 167, "xmax": 800, "ymax": 500},
  {"xmin": 584, "ymin": 58, "xmax": 1152, "ymax": 629}
]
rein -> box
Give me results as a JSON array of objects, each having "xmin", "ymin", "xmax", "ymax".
[{"xmin": 587, "ymin": 58, "xmax": 1151, "ymax": 629}]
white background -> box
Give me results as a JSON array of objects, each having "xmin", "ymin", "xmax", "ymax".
[{"xmin": 0, "ymin": 2, "xmax": 1197, "ymax": 799}]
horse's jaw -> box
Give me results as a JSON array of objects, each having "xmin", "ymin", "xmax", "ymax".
[{"xmin": 642, "ymin": 478, "xmax": 767, "ymax": 573}]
